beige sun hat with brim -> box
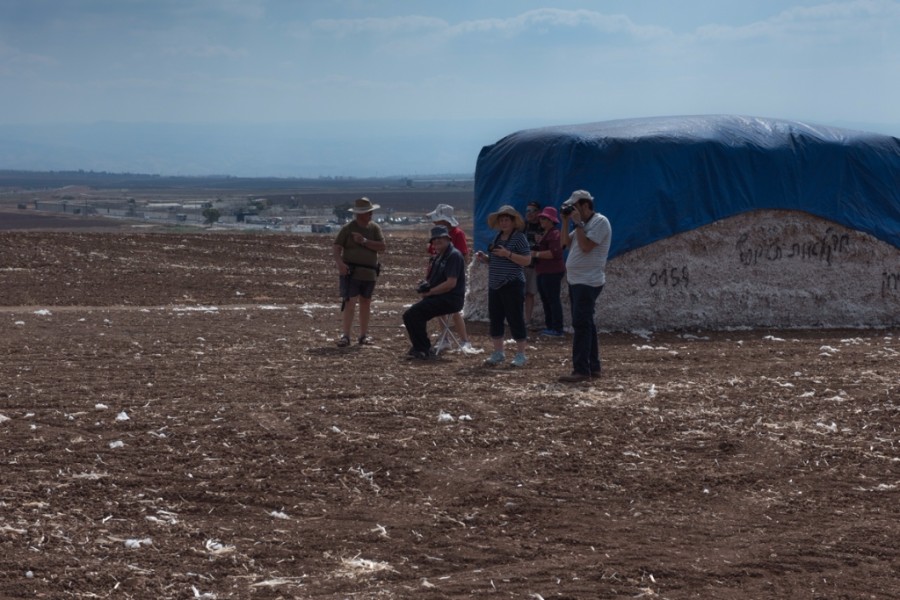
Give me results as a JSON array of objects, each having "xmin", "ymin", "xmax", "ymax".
[
  {"xmin": 350, "ymin": 197, "xmax": 380, "ymax": 213},
  {"xmin": 487, "ymin": 205, "xmax": 525, "ymax": 230},
  {"xmin": 426, "ymin": 203, "xmax": 458, "ymax": 227}
]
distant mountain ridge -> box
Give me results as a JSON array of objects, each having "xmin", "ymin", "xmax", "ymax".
[{"xmin": 0, "ymin": 120, "xmax": 530, "ymax": 178}]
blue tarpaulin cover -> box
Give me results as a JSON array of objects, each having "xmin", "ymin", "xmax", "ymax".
[{"xmin": 473, "ymin": 115, "xmax": 900, "ymax": 258}]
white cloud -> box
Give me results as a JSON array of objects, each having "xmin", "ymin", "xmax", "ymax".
[
  {"xmin": 448, "ymin": 9, "xmax": 671, "ymax": 40},
  {"xmin": 312, "ymin": 9, "xmax": 671, "ymax": 41},
  {"xmin": 0, "ymin": 40, "xmax": 57, "ymax": 75},
  {"xmin": 695, "ymin": 0, "xmax": 900, "ymax": 41},
  {"xmin": 313, "ymin": 15, "xmax": 448, "ymax": 37},
  {"xmin": 162, "ymin": 44, "xmax": 248, "ymax": 59}
]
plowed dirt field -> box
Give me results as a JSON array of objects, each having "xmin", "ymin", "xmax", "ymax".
[{"xmin": 1, "ymin": 229, "xmax": 898, "ymax": 599}]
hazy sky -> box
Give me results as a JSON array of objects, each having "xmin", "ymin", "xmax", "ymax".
[{"xmin": 1, "ymin": 0, "xmax": 899, "ymax": 175}]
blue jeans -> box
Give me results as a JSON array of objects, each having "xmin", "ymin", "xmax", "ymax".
[
  {"xmin": 537, "ymin": 271, "xmax": 564, "ymax": 332},
  {"xmin": 569, "ymin": 283, "xmax": 603, "ymax": 375},
  {"xmin": 488, "ymin": 280, "xmax": 527, "ymax": 341}
]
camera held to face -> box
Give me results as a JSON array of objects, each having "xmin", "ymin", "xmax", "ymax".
[
  {"xmin": 416, "ymin": 280, "xmax": 431, "ymax": 294},
  {"xmin": 561, "ymin": 203, "xmax": 576, "ymax": 217}
]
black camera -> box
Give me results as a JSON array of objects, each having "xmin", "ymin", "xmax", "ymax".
[
  {"xmin": 561, "ymin": 203, "xmax": 576, "ymax": 217},
  {"xmin": 487, "ymin": 242, "xmax": 498, "ymax": 253},
  {"xmin": 416, "ymin": 281, "xmax": 431, "ymax": 294}
]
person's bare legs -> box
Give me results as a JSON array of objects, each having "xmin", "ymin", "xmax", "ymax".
[
  {"xmin": 358, "ymin": 296, "xmax": 372, "ymax": 338},
  {"xmin": 341, "ymin": 296, "xmax": 357, "ymax": 338},
  {"xmin": 451, "ymin": 311, "xmax": 468, "ymax": 343}
]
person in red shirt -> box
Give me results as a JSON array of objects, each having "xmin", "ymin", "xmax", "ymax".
[
  {"xmin": 426, "ymin": 204, "xmax": 477, "ymax": 354},
  {"xmin": 530, "ymin": 206, "xmax": 566, "ymax": 336}
]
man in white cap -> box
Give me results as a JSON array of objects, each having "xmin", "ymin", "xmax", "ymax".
[
  {"xmin": 558, "ymin": 190, "xmax": 612, "ymax": 382},
  {"xmin": 403, "ymin": 226, "xmax": 467, "ymax": 360},
  {"xmin": 425, "ymin": 203, "xmax": 476, "ymax": 353},
  {"xmin": 333, "ymin": 197, "xmax": 386, "ymax": 347}
]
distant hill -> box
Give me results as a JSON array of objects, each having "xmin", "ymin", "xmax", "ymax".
[{"xmin": 0, "ymin": 120, "xmax": 528, "ymax": 178}]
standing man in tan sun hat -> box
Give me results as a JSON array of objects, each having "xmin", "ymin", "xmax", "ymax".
[{"xmin": 333, "ymin": 197, "xmax": 386, "ymax": 347}]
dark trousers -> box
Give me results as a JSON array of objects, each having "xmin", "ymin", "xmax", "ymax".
[
  {"xmin": 488, "ymin": 280, "xmax": 527, "ymax": 341},
  {"xmin": 537, "ymin": 271, "xmax": 565, "ymax": 332},
  {"xmin": 403, "ymin": 294, "xmax": 463, "ymax": 352},
  {"xmin": 569, "ymin": 283, "xmax": 603, "ymax": 376}
]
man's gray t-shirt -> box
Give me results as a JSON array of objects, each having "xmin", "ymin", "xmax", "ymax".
[{"xmin": 565, "ymin": 213, "xmax": 612, "ymax": 287}]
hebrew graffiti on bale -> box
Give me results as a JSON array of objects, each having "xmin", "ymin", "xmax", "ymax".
[{"xmin": 465, "ymin": 210, "xmax": 900, "ymax": 331}]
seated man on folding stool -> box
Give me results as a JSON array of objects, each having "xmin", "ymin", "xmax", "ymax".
[{"xmin": 402, "ymin": 226, "xmax": 466, "ymax": 360}]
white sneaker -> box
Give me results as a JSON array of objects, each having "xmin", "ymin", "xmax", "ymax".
[{"xmin": 460, "ymin": 341, "xmax": 482, "ymax": 355}]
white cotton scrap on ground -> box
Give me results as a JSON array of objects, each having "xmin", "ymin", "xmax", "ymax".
[
  {"xmin": 0, "ymin": 415, "xmax": 10, "ymax": 424},
  {"xmin": 109, "ymin": 440, "xmax": 125, "ymax": 449},
  {"xmin": 438, "ymin": 411, "xmax": 454, "ymax": 423},
  {"xmin": 268, "ymin": 510, "xmax": 290, "ymax": 520},
  {"xmin": 116, "ymin": 411, "xmax": 129, "ymax": 421},
  {"xmin": 337, "ymin": 556, "xmax": 396, "ymax": 578},
  {"xmin": 648, "ymin": 384, "xmax": 658, "ymax": 398},
  {"xmin": 14, "ymin": 321, "xmax": 25, "ymax": 326},
  {"xmin": 172, "ymin": 305, "xmax": 219, "ymax": 313},
  {"xmin": 124, "ymin": 538, "xmax": 152, "ymax": 549},
  {"xmin": 33, "ymin": 309, "xmax": 52, "ymax": 316},
  {"xmin": 458, "ymin": 414, "xmax": 473, "ymax": 421},
  {"xmin": 95, "ymin": 403, "xmax": 108, "ymax": 410},
  {"xmin": 191, "ymin": 585, "xmax": 217, "ymax": 599},
  {"xmin": 249, "ymin": 577, "xmax": 307, "ymax": 588},
  {"xmin": 205, "ymin": 539, "xmax": 236, "ymax": 555}
]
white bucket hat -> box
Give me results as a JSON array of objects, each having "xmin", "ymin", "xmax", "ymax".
[{"xmin": 426, "ymin": 203, "xmax": 458, "ymax": 227}]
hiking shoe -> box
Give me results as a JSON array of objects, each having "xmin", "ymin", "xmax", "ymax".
[
  {"xmin": 540, "ymin": 329, "xmax": 564, "ymax": 337},
  {"xmin": 511, "ymin": 352, "xmax": 528, "ymax": 367},
  {"xmin": 336, "ymin": 334, "xmax": 351, "ymax": 348},
  {"xmin": 558, "ymin": 372, "xmax": 591, "ymax": 383},
  {"xmin": 358, "ymin": 334, "xmax": 373, "ymax": 345},
  {"xmin": 484, "ymin": 351, "xmax": 505, "ymax": 366},
  {"xmin": 405, "ymin": 349, "xmax": 434, "ymax": 361}
]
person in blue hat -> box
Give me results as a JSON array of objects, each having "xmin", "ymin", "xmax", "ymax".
[{"xmin": 403, "ymin": 226, "xmax": 467, "ymax": 360}]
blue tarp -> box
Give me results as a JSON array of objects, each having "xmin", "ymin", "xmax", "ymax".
[{"xmin": 474, "ymin": 115, "xmax": 900, "ymax": 258}]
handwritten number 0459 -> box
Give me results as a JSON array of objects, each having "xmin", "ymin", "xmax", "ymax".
[{"xmin": 649, "ymin": 266, "xmax": 689, "ymax": 288}]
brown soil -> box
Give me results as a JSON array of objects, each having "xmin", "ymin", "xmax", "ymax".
[{"xmin": 1, "ymin": 230, "xmax": 898, "ymax": 599}]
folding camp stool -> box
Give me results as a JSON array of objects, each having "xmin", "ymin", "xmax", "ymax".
[{"xmin": 433, "ymin": 314, "xmax": 463, "ymax": 356}]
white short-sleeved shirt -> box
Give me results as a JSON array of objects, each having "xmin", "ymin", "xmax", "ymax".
[{"xmin": 565, "ymin": 213, "xmax": 612, "ymax": 287}]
